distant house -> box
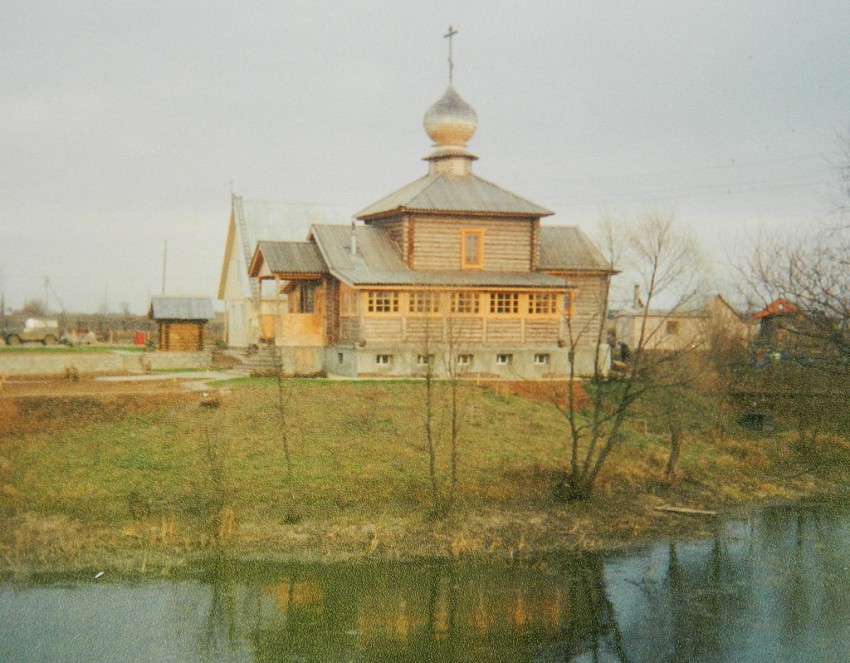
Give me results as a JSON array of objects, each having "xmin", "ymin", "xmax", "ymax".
[
  {"xmin": 613, "ymin": 292, "xmax": 750, "ymax": 355},
  {"xmin": 753, "ymin": 298, "xmax": 799, "ymax": 347},
  {"xmin": 243, "ymin": 84, "xmax": 614, "ymax": 378},
  {"xmin": 217, "ymin": 198, "xmax": 347, "ymax": 348},
  {"xmin": 148, "ymin": 296, "xmax": 214, "ymax": 351}
]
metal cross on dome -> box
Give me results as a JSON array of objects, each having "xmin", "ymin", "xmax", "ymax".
[{"xmin": 444, "ymin": 25, "xmax": 458, "ymax": 84}]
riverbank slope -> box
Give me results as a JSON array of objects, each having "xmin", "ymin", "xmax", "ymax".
[{"xmin": 2, "ymin": 377, "xmax": 848, "ymax": 574}]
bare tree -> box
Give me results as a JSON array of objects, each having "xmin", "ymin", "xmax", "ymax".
[
  {"xmin": 416, "ymin": 295, "xmax": 469, "ymax": 518},
  {"xmin": 556, "ymin": 213, "xmax": 707, "ymax": 500},
  {"xmin": 746, "ymin": 223, "xmax": 850, "ymax": 365},
  {"xmin": 741, "ymin": 221, "xmax": 850, "ymax": 446}
]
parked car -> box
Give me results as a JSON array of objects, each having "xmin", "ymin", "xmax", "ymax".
[
  {"xmin": 3, "ymin": 318, "xmax": 61, "ymax": 345},
  {"xmin": 61, "ymin": 329, "xmax": 96, "ymax": 346}
]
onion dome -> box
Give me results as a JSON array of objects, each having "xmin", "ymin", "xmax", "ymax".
[
  {"xmin": 423, "ymin": 86, "xmax": 478, "ymax": 173},
  {"xmin": 424, "ymin": 85, "xmax": 478, "ymax": 147}
]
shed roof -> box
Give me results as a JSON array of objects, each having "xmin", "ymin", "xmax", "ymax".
[
  {"xmin": 355, "ymin": 173, "xmax": 553, "ymax": 220},
  {"xmin": 149, "ymin": 297, "xmax": 214, "ymax": 321},
  {"xmin": 538, "ymin": 226, "xmax": 612, "ymax": 272}
]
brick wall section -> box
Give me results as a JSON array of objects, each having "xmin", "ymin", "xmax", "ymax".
[{"xmin": 0, "ymin": 351, "xmax": 211, "ymax": 376}]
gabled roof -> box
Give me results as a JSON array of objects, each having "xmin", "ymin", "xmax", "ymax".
[
  {"xmin": 149, "ymin": 297, "xmax": 214, "ymax": 321},
  {"xmin": 218, "ymin": 196, "xmax": 347, "ymax": 299},
  {"xmin": 240, "ymin": 199, "xmax": 348, "ymax": 247},
  {"xmin": 753, "ymin": 298, "xmax": 798, "ymax": 320},
  {"xmin": 311, "ymin": 224, "xmax": 568, "ymax": 288},
  {"xmin": 538, "ymin": 226, "xmax": 612, "ymax": 272},
  {"xmin": 355, "ymin": 173, "xmax": 553, "ymax": 220},
  {"xmin": 252, "ymin": 241, "xmax": 327, "ymax": 276}
]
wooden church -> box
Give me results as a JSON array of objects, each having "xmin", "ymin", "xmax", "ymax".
[{"xmin": 234, "ymin": 76, "xmax": 614, "ymax": 378}]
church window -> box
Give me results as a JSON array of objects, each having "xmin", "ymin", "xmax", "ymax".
[
  {"xmin": 461, "ymin": 230, "xmax": 483, "ymax": 269},
  {"xmin": 409, "ymin": 290, "xmax": 440, "ymax": 314},
  {"xmin": 367, "ymin": 291, "xmax": 399, "ymax": 313},
  {"xmin": 489, "ymin": 292, "xmax": 519, "ymax": 315},
  {"xmin": 528, "ymin": 292, "xmax": 557, "ymax": 315},
  {"xmin": 450, "ymin": 291, "xmax": 480, "ymax": 314}
]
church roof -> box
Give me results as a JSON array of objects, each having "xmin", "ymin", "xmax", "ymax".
[
  {"xmin": 254, "ymin": 222, "xmax": 610, "ymax": 287},
  {"xmin": 538, "ymin": 226, "xmax": 612, "ymax": 272},
  {"xmin": 254, "ymin": 240, "xmax": 326, "ymax": 274},
  {"xmin": 311, "ymin": 225, "xmax": 408, "ymax": 273},
  {"xmin": 310, "ymin": 224, "xmax": 567, "ymax": 288},
  {"xmin": 355, "ymin": 173, "xmax": 553, "ymax": 220},
  {"xmin": 219, "ymin": 196, "xmax": 347, "ymax": 299},
  {"xmin": 239, "ymin": 199, "xmax": 347, "ymax": 245}
]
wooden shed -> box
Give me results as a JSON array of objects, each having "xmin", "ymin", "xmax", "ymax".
[{"xmin": 148, "ymin": 297, "xmax": 214, "ymax": 351}]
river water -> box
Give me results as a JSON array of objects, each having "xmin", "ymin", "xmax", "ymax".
[{"xmin": 2, "ymin": 498, "xmax": 849, "ymax": 662}]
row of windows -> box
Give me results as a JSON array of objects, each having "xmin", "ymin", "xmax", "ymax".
[
  {"xmin": 374, "ymin": 353, "xmax": 551, "ymax": 366},
  {"xmin": 365, "ymin": 290, "xmax": 570, "ymax": 316}
]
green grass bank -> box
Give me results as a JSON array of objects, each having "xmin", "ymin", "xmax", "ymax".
[{"xmin": 1, "ymin": 378, "xmax": 849, "ymax": 575}]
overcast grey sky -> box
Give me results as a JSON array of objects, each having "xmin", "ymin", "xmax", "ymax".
[{"xmin": 2, "ymin": 1, "xmax": 848, "ymax": 313}]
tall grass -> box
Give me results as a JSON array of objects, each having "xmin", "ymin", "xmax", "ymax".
[{"xmin": 2, "ymin": 379, "xmax": 849, "ymax": 566}]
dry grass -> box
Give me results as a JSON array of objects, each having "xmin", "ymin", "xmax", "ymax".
[{"xmin": 1, "ymin": 377, "xmax": 848, "ymax": 572}]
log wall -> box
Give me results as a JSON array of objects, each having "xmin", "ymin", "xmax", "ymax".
[
  {"xmin": 409, "ymin": 216, "xmax": 534, "ymax": 271},
  {"xmin": 159, "ymin": 322, "xmax": 204, "ymax": 351}
]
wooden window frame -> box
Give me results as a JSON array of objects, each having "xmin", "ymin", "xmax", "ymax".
[
  {"xmin": 366, "ymin": 290, "xmax": 399, "ymax": 314},
  {"xmin": 450, "ymin": 291, "xmax": 480, "ymax": 315},
  {"xmin": 489, "ymin": 292, "xmax": 519, "ymax": 315},
  {"xmin": 528, "ymin": 292, "xmax": 558, "ymax": 316},
  {"xmin": 461, "ymin": 230, "xmax": 484, "ymax": 269},
  {"xmin": 408, "ymin": 290, "xmax": 441, "ymax": 315}
]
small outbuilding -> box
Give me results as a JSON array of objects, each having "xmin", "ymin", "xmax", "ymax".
[{"xmin": 148, "ymin": 297, "xmax": 214, "ymax": 351}]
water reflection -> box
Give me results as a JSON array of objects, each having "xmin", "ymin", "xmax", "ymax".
[
  {"xmin": 198, "ymin": 554, "xmax": 627, "ymax": 662},
  {"xmin": 607, "ymin": 497, "xmax": 850, "ymax": 663},
  {"xmin": 3, "ymin": 498, "xmax": 850, "ymax": 662}
]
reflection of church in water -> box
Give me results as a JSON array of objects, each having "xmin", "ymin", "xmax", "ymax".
[{"xmin": 199, "ymin": 557, "xmax": 626, "ymax": 662}]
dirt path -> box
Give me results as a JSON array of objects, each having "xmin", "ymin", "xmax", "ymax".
[{"xmin": 0, "ymin": 373, "xmax": 233, "ymax": 398}]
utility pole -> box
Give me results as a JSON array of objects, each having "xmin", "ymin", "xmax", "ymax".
[{"xmin": 161, "ymin": 240, "xmax": 167, "ymax": 295}]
